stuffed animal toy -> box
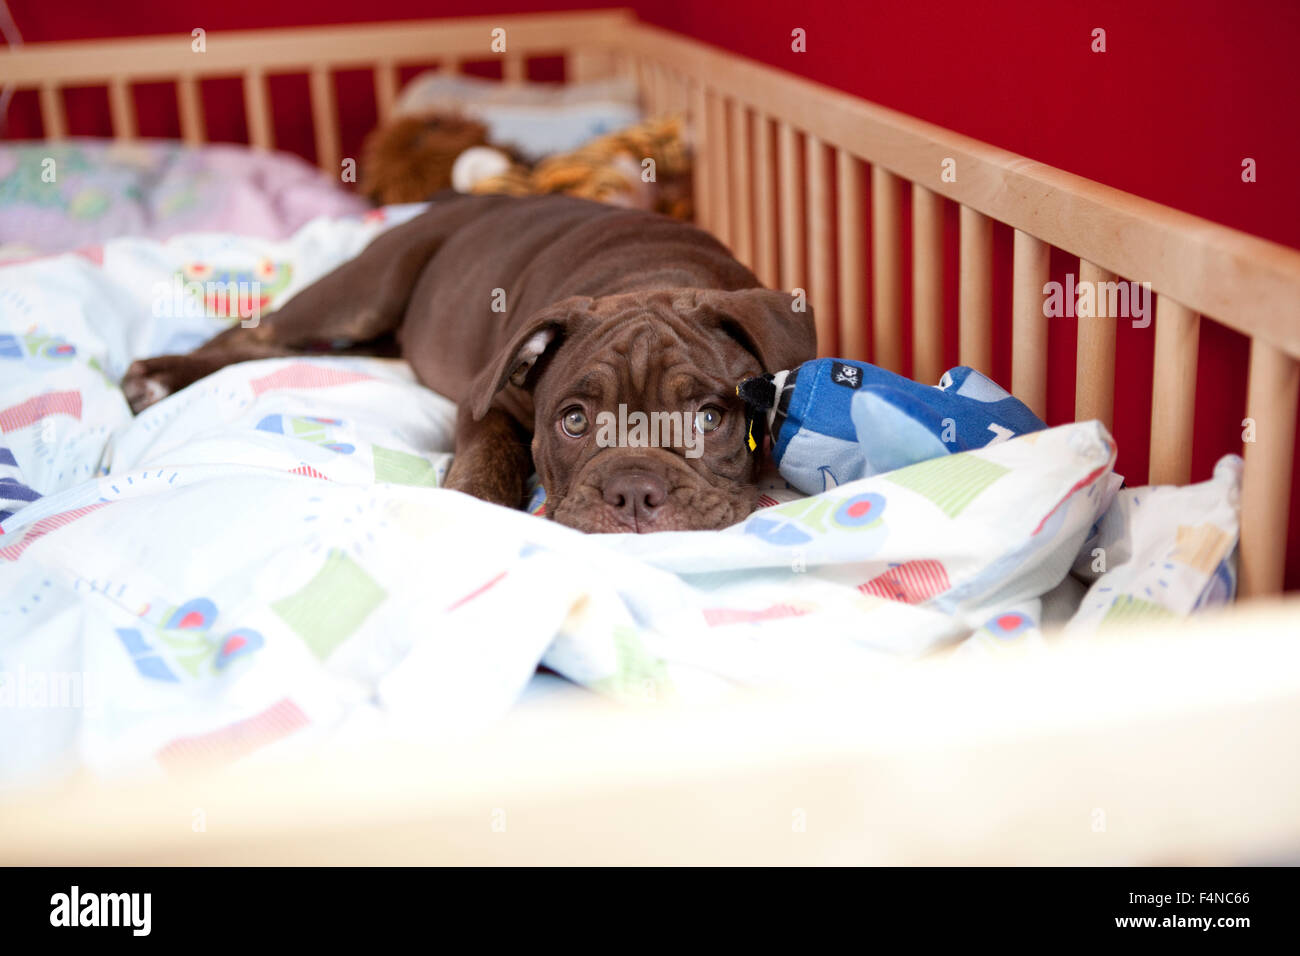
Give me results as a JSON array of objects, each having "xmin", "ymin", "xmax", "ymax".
[
  {"xmin": 360, "ymin": 111, "xmax": 693, "ymax": 220},
  {"xmin": 737, "ymin": 359, "xmax": 1047, "ymax": 494},
  {"xmin": 359, "ymin": 112, "xmax": 495, "ymax": 205},
  {"xmin": 464, "ymin": 115, "xmax": 692, "ymax": 219}
]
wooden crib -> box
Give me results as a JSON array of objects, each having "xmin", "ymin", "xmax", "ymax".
[
  {"xmin": 2, "ymin": 10, "xmax": 1299, "ymax": 865},
  {"xmin": 4, "ymin": 7, "xmax": 1297, "ymax": 597}
]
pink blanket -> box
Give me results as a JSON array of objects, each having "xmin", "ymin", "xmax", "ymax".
[{"xmin": 0, "ymin": 139, "xmax": 369, "ymax": 257}]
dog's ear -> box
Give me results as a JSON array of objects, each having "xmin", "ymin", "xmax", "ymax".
[
  {"xmin": 684, "ymin": 288, "xmax": 817, "ymax": 372},
  {"xmin": 469, "ymin": 296, "xmax": 594, "ymax": 420}
]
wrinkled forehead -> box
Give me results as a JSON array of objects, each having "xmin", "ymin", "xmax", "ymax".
[{"xmin": 552, "ymin": 310, "xmax": 737, "ymax": 407}]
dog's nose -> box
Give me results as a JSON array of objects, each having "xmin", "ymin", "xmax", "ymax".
[{"xmin": 602, "ymin": 472, "xmax": 668, "ymax": 528}]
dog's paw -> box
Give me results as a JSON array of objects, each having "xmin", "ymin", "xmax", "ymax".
[{"xmin": 121, "ymin": 357, "xmax": 183, "ymax": 414}]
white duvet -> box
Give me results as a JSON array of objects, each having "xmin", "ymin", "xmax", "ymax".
[{"xmin": 0, "ymin": 207, "xmax": 1242, "ymax": 789}]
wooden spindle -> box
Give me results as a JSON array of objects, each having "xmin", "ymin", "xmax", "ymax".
[
  {"xmin": 652, "ymin": 63, "xmax": 671, "ymax": 118},
  {"xmin": 176, "ymin": 75, "xmax": 206, "ymax": 145},
  {"xmin": 631, "ymin": 58, "xmax": 648, "ymax": 112},
  {"xmin": 836, "ymin": 149, "xmax": 866, "ymax": 362},
  {"xmin": 1011, "ymin": 230, "xmax": 1051, "ymax": 420},
  {"xmin": 752, "ymin": 112, "xmax": 779, "ymax": 288},
  {"xmin": 806, "ymin": 134, "xmax": 836, "ymax": 356},
  {"xmin": 1148, "ymin": 297, "xmax": 1200, "ymax": 485},
  {"xmin": 777, "ymin": 121, "xmax": 805, "ymax": 296},
  {"xmin": 108, "ymin": 78, "xmax": 137, "ymax": 140},
  {"xmin": 613, "ymin": 53, "xmax": 634, "ymax": 84},
  {"xmin": 872, "ymin": 166, "xmax": 904, "ymax": 374},
  {"xmin": 503, "ymin": 55, "xmax": 526, "ymax": 84},
  {"xmin": 310, "ymin": 66, "xmax": 340, "ymax": 174},
  {"xmin": 1075, "ymin": 260, "xmax": 1118, "ymax": 429},
  {"xmin": 38, "ymin": 84, "xmax": 67, "ymax": 140},
  {"xmin": 1239, "ymin": 340, "xmax": 1299, "ymax": 598},
  {"xmin": 730, "ymin": 104, "xmax": 754, "ymax": 268},
  {"xmin": 710, "ymin": 94, "xmax": 732, "ymax": 248},
  {"xmin": 374, "ymin": 61, "xmax": 398, "ymax": 124},
  {"xmin": 567, "ymin": 50, "xmax": 594, "ymax": 84},
  {"xmin": 243, "ymin": 68, "xmax": 274, "ymax": 150},
  {"xmin": 670, "ymin": 71, "xmax": 690, "ymax": 115},
  {"xmin": 959, "ymin": 205, "xmax": 993, "ymax": 374},
  {"xmin": 911, "ymin": 185, "xmax": 945, "ymax": 385},
  {"xmin": 690, "ymin": 83, "xmax": 711, "ymax": 233}
]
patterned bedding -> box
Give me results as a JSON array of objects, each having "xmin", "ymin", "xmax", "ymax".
[
  {"xmin": 0, "ymin": 205, "xmax": 1242, "ymax": 789},
  {"xmin": 0, "ymin": 139, "xmax": 368, "ymax": 259}
]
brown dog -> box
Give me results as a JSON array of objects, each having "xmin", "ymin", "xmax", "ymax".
[{"xmin": 123, "ymin": 194, "xmax": 816, "ymax": 532}]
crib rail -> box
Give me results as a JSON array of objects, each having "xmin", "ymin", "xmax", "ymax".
[
  {"xmin": 0, "ymin": 10, "xmax": 633, "ymax": 152},
  {"xmin": 1, "ymin": 10, "xmax": 1297, "ymax": 597},
  {"xmin": 620, "ymin": 23, "xmax": 1300, "ymax": 600}
]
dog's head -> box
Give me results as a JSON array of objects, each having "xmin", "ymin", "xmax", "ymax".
[{"xmin": 469, "ymin": 288, "xmax": 816, "ymax": 532}]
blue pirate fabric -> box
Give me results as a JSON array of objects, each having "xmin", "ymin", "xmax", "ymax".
[{"xmin": 746, "ymin": 359, "xmax": 1047, "ymax": 495}]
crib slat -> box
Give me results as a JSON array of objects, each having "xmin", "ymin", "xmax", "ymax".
[
  {"xmin": 645, "ymin": 62, "xmax": 662, "ymax": 115},
  {"xmin": 806, "ymin": 135, "xmax": 836, "ymax": 355},
  {"xmin": 1239, "ymin": 339, "xmax": 1300, "ymax": 598},
  {"xmin": 503, "ymin": 54, "xmax": 526, "ymax": 84},
  {"xmin": 566, "ymin": 50, "xmax": 595, "ymax": 84},
  {"xmin": 310, "ymin": 66, "xmax": 340, "ymax": 174},
  {"xmin": 1148, "ymin": 297, "xmax": 1200, "ymax": 485},
  {"xmin": 38, "ymin": 84, "xmax": 67, "ymax": 140},
  {"xmin": 108, "ymin": 78, "xmax": 136, "ymax": 140},
  {"xmin": 176, "ymin": 75, "xmax": 206, "ymax": 145},
  {"xmin": 912, "ymin": 185, "xmax": 945, "ymax": 385},
  {"xmin": 690, "ymin": 83, "xmax": 711, "ymax": 233},
  {"xmin": 959, "ymin": 205, "xmax": 993, "ymax": 374},
  {"xmin": 653, "ymin": 63, "xmax": 672, "ymax": 118},
  {"xmin": 670, "ymin": 70, "xmax": 690, "ymax": 116},
  {"xmin": 836, "ymin": 149, "xmax": 866, "ymax": 362},
  {"xmin": 730, "ymin": 104, "xmax": 754, "ymax": 268},
  {"xmin": 1075, "ymin": 260, "xmax": 1118, "ymax": 429},
  {"xmin": 872, "ymin": 166, "xmax": 903, "ymax": 374},
  {"xmin": 632, "ymin": 58, "xmax": 649, "ymax": 111},
  {"xmin": 777, "ymin": 121, "xmax": 805, "ymax": 298},
  {"xmin": 1011, "ymin": 230, "xmax": 1050, "ymax": 420},
  {"xmin": 709, "ymin": 94, "xmax": 731, "ymax": 248},
  {"xmin": 243, "ymin": 68, "xmax": 274, "ymax": 150},
  {"xmin": 374, "ymin": 61, "xmax": 398, "ymax": 124},
  {"xmin": 753, "ymin": 113, "xmax": 779, "ymax": 288},
  {"xmin": 613, "ymin": 53, "xmax": 635, "ymax": 84},
  {"xmin": 567, "ymin": 50, "xmax": 611, "ymax": 85}
]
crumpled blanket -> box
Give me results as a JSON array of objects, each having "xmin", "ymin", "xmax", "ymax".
[{"xmin": 0, "ymin": 207, "xmax": 1241, "ymax": 788}]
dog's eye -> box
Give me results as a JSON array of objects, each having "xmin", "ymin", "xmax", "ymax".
[
  {"xmin": 694, "ymin": 405, "xmax": 724, "ymax": 433},
  {"xmin": 561, "ymin": 407, "xmax": 589, "ymax": 437}
]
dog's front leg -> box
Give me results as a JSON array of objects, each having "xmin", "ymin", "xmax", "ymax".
[{"xmin": 444, "ymin": 405, "xmax": 534, "ymax": 510}]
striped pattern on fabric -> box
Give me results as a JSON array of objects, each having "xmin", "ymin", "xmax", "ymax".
[
  {"xmin": 0, "ymin": 390, "xmax": 82, "ymax": 433},
  {"xmin": 288, "ymin": 464, "xmax": 330, "ymax": 480},
  {"xmin": 702, "ymin": 603, "xmax": 810, "ymax": 627},
  {"xmin": 156, "ymin": 698, "xmax": 310, "ymax": 772},
  {"xmin": 249, "ymin": 364, "xmax": 373, "ymax": 396},
  {"xmin": 885, "ymin": 454, "xmax": 1009, "ymax": 518},
  {"xmin": 858, "ymin": 559, "xmax": 951, "ymax": 604},
  {"xmin": 1101, "ymin": 594, "xmax": 1176, "ymax": 626},
  {"xmin": 0, "ymin": 502, "xmax": 110, "ymax": 560}
]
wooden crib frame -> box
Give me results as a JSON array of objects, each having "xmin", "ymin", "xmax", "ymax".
[
  {"xmin": 3, "ymin": 8, "xmax": 1298, "ymax": 596},
  {"xmin": 3, "ymin": 10, "xmax": 1300, "ymax": 866}
]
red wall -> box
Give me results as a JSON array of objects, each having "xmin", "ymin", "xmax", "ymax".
[{"xmin": 5, "ymin": 0, "xmax": 1300, "ymax": 587}]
